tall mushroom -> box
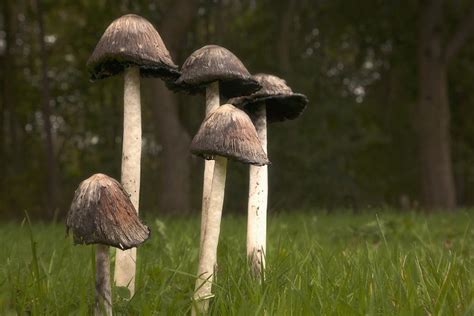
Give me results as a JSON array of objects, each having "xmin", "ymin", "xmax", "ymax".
[
  {"xmin": 87, "ymin": 14, "xmax": 179, "ymax": 294},
  {"xmin": 190, "ymin": 104, "xmax": 269, "ymax": 314},
  {"xmin": 66, "ymin": 173, "xmax": 150, "ymax": 316},
  {"xmin": 172, "ymin": 45, "xmax": 261, "ymax": 254},
  {"xmin": 229, "ymin": 74, "xmax": 308, "ymax": 277}
]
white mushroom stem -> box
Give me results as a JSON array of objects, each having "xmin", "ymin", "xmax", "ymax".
[
  {"xmin": 193, "ymin": 156, "xmax": 227, "ymax": 315},
  {"xmin": 247, "ymin": 104, "xmax": 268, "ymax": 278},
  {"xmin": 114, "ymin": 66, "xmax": 141, "ymax": 296},
  {"xmin": 200, "ymin": 81, "xmax": 220, "ymax": 253},
  {"xmin": 95, "ymin": 245, "xmax": 112, "ymax": 316}
]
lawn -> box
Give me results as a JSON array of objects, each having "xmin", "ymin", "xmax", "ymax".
[{"xmin": 0, "ymin": 211, "xmax": 473, "ymax": 315}]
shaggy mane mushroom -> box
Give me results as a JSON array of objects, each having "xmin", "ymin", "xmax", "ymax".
[
  {"xmin": 190, "ymin": 104, "xmax": 268, "ymax": 315},
  {"xmin": 66, "ymin": 173, "xmax": 150, "ymax": 316},
  {"xmin": 229, "ymin": 74, "xmax": 308, "ymax": 277},
  {"xmin": 87, "ymin": 14, "xmax": 177, "ymax": 295},
  {"xmin": 173, "ymin": 45, "xmax": 261, "ymax": 260}
]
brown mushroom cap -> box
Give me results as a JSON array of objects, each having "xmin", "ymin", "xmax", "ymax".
[
  {"xmin": 87, "ymin": 14, "xmax": 179, "ymax": 82},
  {"xmin": 229, "ymin": 73, "xmax": 308, "ymax": 123},
  {"xmin": 66, "ymin": 173, "xmax": 150, "ymax": 250},
  {"xmin": 172, "ymin": 45, "xmax": 261, "ymax": 98},
  {"xmin": 191, "ymin": 104, "xmax": 269, "ymax": 166}
]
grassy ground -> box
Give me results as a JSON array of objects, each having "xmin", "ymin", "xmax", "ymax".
[{"xmin": 0, "ymin": 211, "xmax": 473, "ymax": 315}]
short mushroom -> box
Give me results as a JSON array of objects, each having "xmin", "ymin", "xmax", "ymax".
[
  {"xmin": 87, "ymin": 14, "xmax": 178, "ymax": 294},
  {"xmin": 173, "ymin": 45, "xmax": 261, "ymax": 255},
  {"xmin": 190, "ymin": 104, "xmax": 269, "ymax": 314},
  {"xmin": 229, "ymin": 74, "xmax": 308, "ymax": 277},
  {"xmin": 66, "ymin": 173, "xmax": 150, "ymax": 316}
]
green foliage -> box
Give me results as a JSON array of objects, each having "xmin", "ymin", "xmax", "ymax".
[{"xmin": 1, "ymin": 211, "xmax": 473, "ymax": 314}]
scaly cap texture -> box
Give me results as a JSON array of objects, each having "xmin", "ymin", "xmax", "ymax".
[
  {"xmin": 173, "ymin": 45, "xmax": 260, "ymax": 98},
  {"xmin": 87, "ymin": 14, "xmax": 179, "ymax": 82},
  {"xmin": 229, "ymin": 73, "xmax": 308, "ymax": 122},
  {"xmin": 66, "ymin": 173, "xmax": 150, "ymax": 250},
  {"xmin": 191, "ymin": 104, "xmax": 269, "ymax": 166}
]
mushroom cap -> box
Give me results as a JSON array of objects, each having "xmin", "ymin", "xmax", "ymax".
[
  {"xmin": 229, "ymin": 73, "xmax": 308, "ymax": 123},
  {"xmin": 191, "ymin": 104, "xmax": 269, "ymax": 166},
  {"xmin": 87, "ymin": 14, "xmax": 179, "ymax": 82},
  {"xmin": 66, "ymin": 173, "xmax": 150, "ymax": 250},
  {"xmin": 172, "ymin": 45, "xmax": 261, "ymax": 98}
]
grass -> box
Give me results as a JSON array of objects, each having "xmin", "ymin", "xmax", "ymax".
[{"xmin": 0, "ymin": 211, "xmax": 473, "ymax": 315}]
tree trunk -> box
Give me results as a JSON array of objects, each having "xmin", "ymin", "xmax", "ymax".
[
  {"xmin": 152, "ymin": 83, "xmax": 191, "ymax": 214},
  {"xmin": 152, "ymin": 0, "xmax": 198, "ymax": 214},
  {"xmin": 0, "ymin": 0, "xmax": 11, "ymax": 183},
  {"xmin": 0, "ymin": 64, "xmax": 4, "ymax": 177},
  {"xmin": 34, "ymin": 0, "xmax": 61, "ymax": 215},
  {"xmin": 1, "ymin": 0, "xmax": 19, "ymax": 164},
  {"xmin": 416, "ymin": 0, "xmax": 456, "ymax": 210},
  {"xmin": 417, "ymin": 63, "xmax": 456, "ymax": 210},
  {"xmin": 277, "ymin": 0, "xmax": 297, "ymax": 74}
]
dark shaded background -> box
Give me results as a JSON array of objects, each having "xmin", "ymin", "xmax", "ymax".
[{"xmin": 1, "ymin": 0, "xmax": 474, "ymax": 219}]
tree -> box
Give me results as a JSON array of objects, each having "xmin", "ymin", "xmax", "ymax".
[
  {"xmin": 34, "ymin": 0, "xmax": 61, "ymax": 215},
  {"xmin": 417, "ymin": 0, "xmax": 474, "ymax": 210},
  {"xmin": 0, "ymin": 0, "xmax": 15, "ymax": 199},
  {"xmin": 152, "ymin": 0, "xmax": 199, "ymax": 214}
]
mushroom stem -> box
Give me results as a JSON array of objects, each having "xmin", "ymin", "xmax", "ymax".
[
  {"xmin": 95, "ymin": 245, "xmax": 112, "ymax": 316},
  {"xmin": 200, "ymin": 81, "xmax": 220, "ymax": 253},
  {"xmin": 193, "ymin": 156, "xmax": 227, "ymax": 315},
  {"xmin": 114, "ymin": 66, "xmax": 141, "ymax": 295},
  {"xmin": 247, "ymin": 104, "xmax": 268, "ymax": 278}
]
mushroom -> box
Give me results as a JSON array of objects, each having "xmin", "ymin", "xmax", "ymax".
[
  {"xmin": 173, "ymin": 44, "xmax": 261, "ymax": 255},
  {"xmin": 229, "ymin": 74, "xmax": 308, "ymax": 277},
  {"xmin": 87, "ymin": 14, "xmax": 178, "ymax": 294},
  {"xmin": 190, "ymin": 104, "xmax": 269, "ymax": 314},
  {"xmin": 66, "ymin": 173, "xmax": 150, "ymax": 316}
]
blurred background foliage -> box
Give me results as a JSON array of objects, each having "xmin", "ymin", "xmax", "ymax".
[{"xmin": 1, "ymin": 0, "xmax": 474, "ymax": 218}]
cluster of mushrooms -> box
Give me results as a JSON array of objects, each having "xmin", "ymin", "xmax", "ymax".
[{"xmin": 65, "ymin": 14, "xmax": 307, "ymax": 315}]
